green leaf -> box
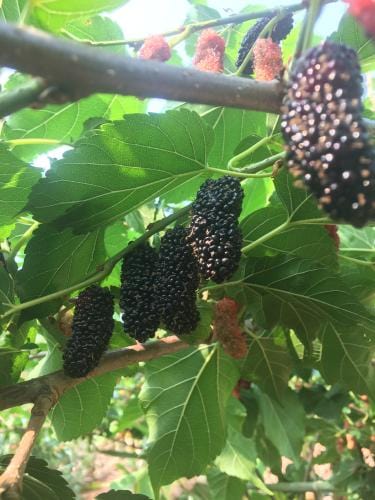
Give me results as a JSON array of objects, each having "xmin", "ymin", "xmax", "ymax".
[
  {"xmin": 139, "ymin": 344, "xmax": 239, "ymax": 492},
  {"xmin": 240, "ymin": 177, "xmax": 274, "ymax": 219},
  {"xmin": 96, "ymin": 491, "xmax": 150, "ymax": 500},
  {"xmin": 254, "ymin": 387, "xmax": 305, "ymax": 462},
  {"xmin": 215, "ymin": 425, "xmax": 271, "ymax": 493},
  {"xmin": 3, "ymin": 92, "xmax": 115, "ymax": 162},
  {"xmin": 230, "ymin": 255, "xmax": 374, "ymax": 347},
  {"xmin": 32, "ymin": 0, "xmax": 130, "ymax": 32},
  {"xmin": 241, "ymin": 206, "xmax": 337, "ymax": 266},
  {"xmin": 0, "ymin": 455, "xmax": 74, "ymax": 500},
  {"xmin": 0, "ymin": 266, "xmax": 15, "ymax": 315},
  {"xmin": 273, "ymin": 169, "xmax": 323, "ymax": 222},
  {"xmin": 50, "ymin": 373, "xmax": 117, "ymax": 441},
  {"xmin": 17, "ymin": 224, "xmax": 105, "ymax": 320},
  {"xmin": 331, "ymin": 13, "xmax": 375, "ymax": 72},
  {"xmin": 242, "ymin": 335, "xmax": 293, "ymax": 399},
  {"xmin": 203, "ymin": 108, "xmax": 268, "ymax": 168},
  {"xmin": 29, "ymin": 329, "xmax": 63, "ymax": 378},
  {"xmin": 320, "ymin": 323, "xmax": 375, "ymax": 397},
  {"xmin": 0, "ymin": 348, "xmax": 28, "ymax": 386},
  {"xmin": 0, "ymin": 0, "xmax": 27, "ymax": 22},
  {"xmin": 62, "ymin": 16, "xmax": 126, "ymax": 54},
  {"xmin": 207, "ymin": 468, "xmax": 246, "ymax": 500},
  {"xmin": 0, "ymin": 145, "xmax": 40, "ymax": 228},
  {"xmin": 28, "ymin": 110, "xmax": 212, "ymax": 232}
]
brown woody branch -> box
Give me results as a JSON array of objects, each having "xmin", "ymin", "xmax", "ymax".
[
  {"xmin": 0, "ymin": 336, "xmax": 188, "ymax": 498},
  {"xmin": 0, "ymin": 394, "xmax": 54, "ymax": 499},
  {"xmin": 0, "ymin": 335, "xmax": 187, "ymax": 412},
  {"xmin": 0, "ymin": 22, "xmax": 283, "ymax": 118}
]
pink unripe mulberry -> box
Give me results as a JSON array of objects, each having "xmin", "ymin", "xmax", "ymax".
[
  {"xmin": 193, "ymin": 29, "xmax": 225, "ymax": 73},
  {"xmin": 139, "ymin": 35, "xmax": 171, "ymax": 62},
  {"xmin": 253, "ymin": 38, "xmax": 283, "ymax": 81}
]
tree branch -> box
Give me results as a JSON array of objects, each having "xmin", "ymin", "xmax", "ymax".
[
  {"xmin": 61, "ymin": 1, "xmax": 312, "ymax": 48},
  {"xmin": 0, "ymin": 22, "xmax": 283, "ymax": 118},
  {"xmin": 1, "ymin": 204, "xmax": 192, "ymax": 319},
  {"xmin": 0, "ymin": 336, "xmax": 187, "ymax": 412},
  {"xmin": 0, "ymin": 394, "xmax": 54, "ymax": 499}
]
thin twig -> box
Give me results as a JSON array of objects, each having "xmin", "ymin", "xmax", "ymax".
[{"xmin": 60, "ymin": 1, "xmax": 314, "ymax": 48}]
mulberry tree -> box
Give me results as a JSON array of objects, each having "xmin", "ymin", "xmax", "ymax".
[{"xmin": 0, "ymin": 1, "xmax": 374, "ymax": 499}]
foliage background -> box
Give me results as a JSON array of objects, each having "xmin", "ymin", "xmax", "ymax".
[{"xmin": 0, "ymin": 0, "xmax": 374, "ymax": 499}]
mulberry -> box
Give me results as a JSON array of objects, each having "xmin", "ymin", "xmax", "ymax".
[
  {"xmin": 253, "ymin": 38, "xmax": 283, "ymax": 80},
  {"xmin": 156, "ymin": 226, "xmax": 200, "ymax": 335},
  {"xmin": 281, "ymin": 41, "xmax": 375, "ymax": 227},
  {"xmin": 236, "ymin": 13, "xmax": 293, "ymax": 74},
  {"xmin": 213, "ymin": 298, "xmax": 247, "ymax": 359},
  {"xmin": 63, "ymin": 285, "xmax": 114, "ymax": 378},
  {"xmin": 346, "ymin": 0, "xmax": 375, "ymax": 38},
  {"xmin": 188, "ymin": 177, "xmax": 244, "ymax": 283},
  {"xmin": 139, "ymin": 35, "xmax": 171, "ymax": 62},
  {"xmin": 120, "ymin": 243, "xmax": 160, "ymax": 343},
  {"xmin": 193, "ymin": 29, "xmax": 225, "ymax": 73}
]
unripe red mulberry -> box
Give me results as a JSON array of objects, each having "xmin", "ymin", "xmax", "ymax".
[
  {"xmin": 120, "ymin": 243, "xmax": 160, "ymax": 343},
  {"xmin": 236, "ymin": 13, "xmax": 293, "ymax": 74},
  {"xmin": 188, "ymin": 177, "xmax": 244, "ymax": 283},
  {"xmin": 139, "ymin": 35, "xmax": 171, "ymax": 62},
  {"xmin": 346, "ymin": 0, "xmax": 375, "ymax": 38},
  {"xmin": 213, "ymin": 298, "xmax": 247, "ymax": 359},
  {"xmin": 63, "ymin": 285, "xmax": 114, "ymax": 378},
  {"xmin": 281, "ymin": 41, "xmax": 375, "ymax": 227},
  {"xmin": 253, "ymin": 38, "xmax": 283, "ymax": 80},
  {"xmin": 156, "ymin": 226, "xmax": 200, "ymax": 335},
  {"xmin": 193, "ymin": 29, "xmax": 225, "ymax": 73}
]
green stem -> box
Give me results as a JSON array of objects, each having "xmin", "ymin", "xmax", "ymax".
[
  {"xmin": 206, "ymin": 166, "xmax": 273, "ymax": 179},
  {"xmin": 6, "ymin": 138, "xmax": 62, "ymax": 147},
  {"xmin": 339, "ymin": 255, "xmax": 375, "ymax": 267},
  {"xmin": 6, "ymin": 222, "xmax": 39, "ymax": 263},
  {"xmin": 242, "ymin": 219, "xmax": 291, "ymax": 254},
  {"xmin": 237, "ymin": 151, "xmax": 285, "ymax": 174},
  {"xmin": 340, "ymin": 248, "xmax": 375, "ymax": 253},
  {"xmin": 301, "ymin": 0, "xmax": 323, "ymax": 53},
  {"xmin": 261, "ymin": 481, "xmax": 333, "ymax": 493},
  {"xmin": 1, "ymin": 206, "xmax": 191, "ymax": 320},
  {"xmin": 228, "ymin": 136, "xmax": 275, "ymax": 170}
]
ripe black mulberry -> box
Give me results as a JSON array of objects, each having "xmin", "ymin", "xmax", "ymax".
[
  {"xmin": 63, "ymin": 285, "xmax": 114, "ymax": 378},
  {"xmin": 236, "ymin": 13, "xmax": 293, "ymax": 74},
  {"xmin": 281, "ymin": 41, "xmax": 375, "ymax": 227},
  {"xmin": 120, "ymin": 243, "xmax": 160, "ymax": 343},
  {"xmin": 156, "ymin": 226, "xmax": 200, "ymax": 335},
  {"xmin": 188, "ymin": 176, "xmax": 244, "ymax": 283}
]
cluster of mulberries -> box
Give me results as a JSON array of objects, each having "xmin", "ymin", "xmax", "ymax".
[
  {"xmin": 212, "ymin": 298, "xmax": 247, "ymax": 359},
  {"xmin": 346, "ymin": 0, "xmax": 375, "ymax": 38},
  {"xmin": 120, "ymin": 243, "xmax": 160, "ymax": 342},
  {"xmin": 63, "ymin": 285, "xmax": 114, "ymax": 378},
  {"xmin": 157, "ymin": 226, "xmax": 200, "ymax": 335},
  {"xmin": 193, "ymin": 29, "xmax": 225, "ymax": 73},
  {"xmin": 138, "ymin": 35, "xmax": 171, "ymax": 62},
  {"xmin": 281, "ymin": 41, "xmax": 375, "ymax": 227},
  {"xmin": 253, "ymin": 38, "xmax": 283, "ymax": 80},
  {"xmin": 188, "ymin": 176, "xmax": 244, "ymax": 283},
  {"xmin": 236, "ymin": 13, "xmax": 293, "ymax": 74}
]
